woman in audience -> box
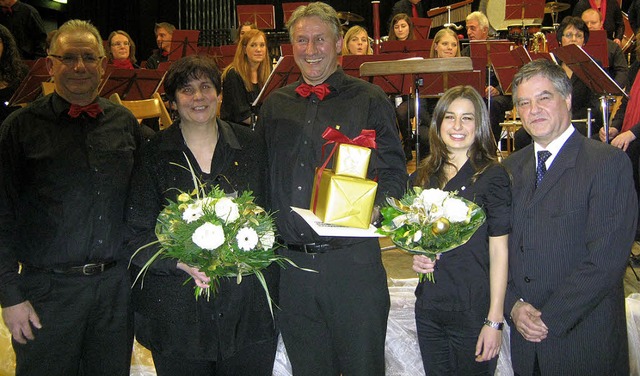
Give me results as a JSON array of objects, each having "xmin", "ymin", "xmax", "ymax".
[
  {"xmin": 108, "ymin": 30, "xmax": 138, "ymax": 69},
  {"xmin": 220, "ymin": 28, "xmax": 271, "ymax": 126},
  {"xmin": 430, "ymin": 28, "xmax": 461, "ymax": 58},
  {"xmin": 513, "ymin": 16, "xmax": 602, "ymax": 149},
  {"xmin": 0, "ymin": 24, "xmax": 28, "ymax": 122},
  {"xmin": 388, "ymin": 13, "xmax": 416, "ymax": 41},
  {"xmin": 126, "ymin": 55, "xmax": 277, "ymax": 376},
  {"xmin": 342, "ymin": 26, "xmax": 372, "ymax": 55},
  {"xmin": 412, "ymin": 85, "xmax": 510, "ymax": 376}
]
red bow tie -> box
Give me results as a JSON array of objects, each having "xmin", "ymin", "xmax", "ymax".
[
  {"xmin": 68, "ymin": 103, "xmax": 103, "ymax": 118},
  {"xmin": 295, "ymin": 82, "xmax": 331, "ymax": 100},
  {"xmin": 1, "ymin": 6, "xmax": 12, "ymax": 14}
]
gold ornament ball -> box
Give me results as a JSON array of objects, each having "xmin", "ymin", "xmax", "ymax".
[{"xmin": 431, "ymin": 218, "xmax": 451, "ymax": 235}]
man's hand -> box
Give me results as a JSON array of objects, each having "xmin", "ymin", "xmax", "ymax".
[
  {"xmin": 2, "ymin": 301, "xmax": 41, "ymax": 344},
  {"xmin": 599, "ymin": 126, "xmax": 619, "ymax": 143},
  {"xmin": 485, "ymin": 86, "xmax": 500, "ymax": 97},
  {"xmin": 510, "ymin": 300, "xmax": 548, "ymax": 342}
]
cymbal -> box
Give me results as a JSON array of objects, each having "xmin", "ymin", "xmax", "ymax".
[
  {"xmin": 337, "ymin": 11, "xmax": 364, "ymax": 23},
  {"xmin": 544, "ymin": 2, "xmax": 570, "ymax": 14}
]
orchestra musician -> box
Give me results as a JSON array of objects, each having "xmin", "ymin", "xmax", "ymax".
[
  {"xmin": 388, "ymin": 13, "xmax": 417, "ymax": 41},
  {"xmin": 581, "ymin": 8, "xmax": 628, "ymax": 88},
  {"xmin": 573, "ymin": 0, "xmax": 624, "ymax": 44},
  {"xmin": 342, "ymin": 25, "xmax": 373, "ymax": 55}
]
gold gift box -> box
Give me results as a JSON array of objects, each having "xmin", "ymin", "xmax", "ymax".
[
  {"xmin": 333, "ymin": 143, "xmax": 371, "ymax": 179},
  {"xmin": 310, "ymin": 168, "xmax": 377, "ymax": 229}
]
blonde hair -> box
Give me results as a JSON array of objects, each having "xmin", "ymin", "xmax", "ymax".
[
  {"xmin": 342, "ymin": 26, "xmax": 372, "ymax": 55},
  {"xmin": 50, "ymin": 19, "xmax": 105, "ymax": 57},
  {"xmin": 430, "ymin": 28, "xmax": 460, "ymax": 58}
]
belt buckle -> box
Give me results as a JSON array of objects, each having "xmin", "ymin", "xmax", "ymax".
[{"xmin": 81, "ymin": 263, "xmax": 102, "ymax": 275}]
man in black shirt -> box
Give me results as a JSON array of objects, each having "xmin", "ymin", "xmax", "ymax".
[
  {"xmin": 0, "ymin": 19, "xmax": 141, "ymax": 376},
  {"xmin": 0, "ymin": 0, "xmax": 46, "ymax": 59},
  {"xmin": 257, "ymin": 2, "xmax": 407, "ymax": 375},
  {"xmin": 145, "ymin": 22, "xmax": 175, "ymax": 69}
]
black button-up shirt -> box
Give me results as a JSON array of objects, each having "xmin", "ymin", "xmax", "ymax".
[
  {"xmin": 257, "ymin": 68, "xmax": 408, "ymax": 244},
  {"xmin": 0, "ymin": 93, "xmax": 141, "ymax": 307}
]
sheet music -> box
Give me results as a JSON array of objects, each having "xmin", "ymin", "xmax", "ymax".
[{"xmin": 252, "ymin": 56, "xmax": 284, "ymax": 107}]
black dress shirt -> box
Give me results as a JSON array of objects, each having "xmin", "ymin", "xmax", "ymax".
[
  {"xmin": 145, "ymin": 50, "xmax": 167, "ymax": 70},
  {"xmin": 257, "ymin": 68, "xmax": 408, "ymax": 245},
  {"xmin": 125, "ymin": 119, "xmax": 275, "ymax": 361},
  {"xmin": 220, "ymin": 67, "xmax": 260, "ymax": 124},
  {"xmin": 0, "ymin": 93, "xmax": 142, "ymax": 308},
  {"xmin": 0, "ymin": 1, "xmax": 46, "ymax": 59}
]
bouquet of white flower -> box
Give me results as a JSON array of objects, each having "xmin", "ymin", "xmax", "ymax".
[
  {"xmin": 377, "ymin": 187, "xmax": 486, "ymax": 282},
  {"xmin": 131, "ymin": 159, "xmax": 290, "ymax": 315}
]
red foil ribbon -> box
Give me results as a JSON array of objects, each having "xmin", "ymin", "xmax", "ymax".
[{"xmin": 311, "ymin": 127, "xmax": 377, "ymax": 213}]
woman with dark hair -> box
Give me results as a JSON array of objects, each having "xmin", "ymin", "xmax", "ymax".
[
  {"xmin": 125, "ymin": 54, "xmax": 277, "ymax": 376},
  {"xmin": 514, "ymin": 16, "xmax": 603, "ymax": 150},
  {"xmin": 107, "ymin": 30, "xmax": 138, "ymax": 69},
  {"xmin": 220, "ymin": 28, "xmax": 271, "ymax": 126},
  {"xmin": 412, "ymin": 85, "xmax": 510, "ymax": 376},
  {"xmin": 0, "ymin": 24, "xmax": 28, "ymax": 122},
  {"xmin": 388, "ymin": 13, "xmax": 415, "ymax": 41}
]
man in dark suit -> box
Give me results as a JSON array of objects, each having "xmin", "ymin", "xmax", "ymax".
[
  {"xmin": 390, "ymin": 0, "xmax": 426, "ymax": 20},
  {"xmin": 503, "ymin": 59, "xmax": 637, "ymax": 375}
]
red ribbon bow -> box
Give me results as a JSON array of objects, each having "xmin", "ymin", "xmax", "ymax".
[
  {"xmin": 311, "ymin": 127, "xmax": 377, "ymax": 212},
  {"xmin": 295, "ymin": 82, "xmax": 331, "ymax": 100},
  {"xmin": 68, "ymin": 103, "xmax": 103, "ymax": 119}
]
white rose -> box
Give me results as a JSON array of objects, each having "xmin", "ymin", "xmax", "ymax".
[
  {"xmin": 192, "ymin": 222, "xmax": 225, "ymax": 250},
  {"xmin": 442, "ymin": 197, "xmax": 470, "ymax": 223},
  {"xmin": 236, "ymin": 227, "xmax": 259, "ymax": 251},
  {"xmin": 413, "ymin": 230, "xmax": 422, "ymax": 243},
  {"xmin": 417, "ymin": 188, "xmax": 449, "ymax": 207},
  {"xmin": 182, "ymin": 203, "xmax": 204, "ymax": 223},
  {"xmin": 214, "ymin": 197, "xmax": 240, "ymax": 223},
  {"xmin": 259, "ymin": 230, "xmax": 275, "ymax": 250}
]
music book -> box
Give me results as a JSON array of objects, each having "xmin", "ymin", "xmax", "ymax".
[
  {"xmin": 237, "ymin": 5, "xmax": 276, "ymax": 29},
  {"xmin": 9, "ymin": 58, "xmax": 51, "ymax": 106},
  {"xmin": 167, "ymin": 30, "xmax": 201, "ymax": 62},
  {"xmin": 583, "ymin": 29, "xmax": 609, "ymax": 68},
  {"xmin": 99, "ymin": 68, "xmax": 166, "ymax": 100},
  {"xmin": 469, "ymin": 40, "xmax": 515, "ymax": 90},
  {"xmin": 342, "ymin": 54, "xmax": 421, "ymax": 95},
  {"xmin": 380, "ymin": 39, "xmax": 432, "ymax": 58}
]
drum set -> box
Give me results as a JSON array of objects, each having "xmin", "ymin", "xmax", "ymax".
[{"xmin": 500, "ymin": 2, "xmax": 569, "ymax": 50}]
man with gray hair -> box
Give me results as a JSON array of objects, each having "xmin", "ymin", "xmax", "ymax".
[
  {"xmin": 504, "ymin": 58, "xmax": 635, "ymax": 375},
  {"xmin": 0, "ymin": 19, "xmax": 140, "ymax": 375},
  {"xmin": 257, "ymin": 2, "xmax": 407, "ymax": 375},
  {"xmin": 146, "ymin": 21, "xmax": 175, "ymax": 69}
]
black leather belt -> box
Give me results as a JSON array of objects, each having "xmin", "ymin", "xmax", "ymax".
[
  {"xmin": 286, "ymin": 243, "xmax": 334, "ymax": 254},
  {"xmin": 22, "ymin": 261, "xmax": 117, "ymax": 276}
]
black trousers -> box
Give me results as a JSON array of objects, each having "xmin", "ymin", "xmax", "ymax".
[
  {"xmin": 13, "ymin": 264, "xmax": 133, "ymax": 376},
  {"xmin": 415, "ymin": 306, "xmax": 497, "ymax": 376},
  {"xmin": 277, "ymin": 238, "xmax": 390, "ymax": 376}
]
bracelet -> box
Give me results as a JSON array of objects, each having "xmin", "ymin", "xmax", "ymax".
[{"xmin": 484, "ymin": 318, "xmax": 504, "ymax": 330}]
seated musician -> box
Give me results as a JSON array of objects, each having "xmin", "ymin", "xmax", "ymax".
[
  {"xmin": 146, "ymin": 22, "xmax": 175, "ymax": 69},
  {"xmin": 573, "ymin": 0, "xmax": 624, "ymax": 45},
  {"xmin": 462, "ymin": 11, "xmax": 513, "ymax": 144},
  {"xmin": 220, "ymin": 29, "xmax": 271, "ymax": 126},
  {"xmin": 234, "ymin": 21, "xmax": 257, "ymax": 44},
  {"xmin": 581, "ymin": 8, "xmax": 628, "ymax": 88},
  {"xmin": 514, "ymin": 16, "xmax": 603, "ymax": 150},
  {"xmin": 107, "ymin": 30, "xmax": 139, "ymax": 69},
  {"xmin": 389, "ymin": 13, "xmax": 416, "ymax": 41},
  {"xmin": 601, "ymin": 31, "xmax": 640, "ymax": 237},
  {"xmin": 342, "ymin": 26, "xmax": 373, "ymax": 55}
]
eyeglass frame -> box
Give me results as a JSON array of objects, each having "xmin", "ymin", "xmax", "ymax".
[{"xmin": 48, "ymin": 54, "xmax": 105, "ymax": 67}]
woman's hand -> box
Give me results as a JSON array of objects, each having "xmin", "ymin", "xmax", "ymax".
[
  {"xmin": 412, "ymin": 254, "xmax": 438, "ymax": 274},
  {"xmin": 177, "ymin": 262, "xmax": 211, "ymax": 288},
  {"xmin": 475, "ymin": 325, "xmax": 502, "ymax": 362}
]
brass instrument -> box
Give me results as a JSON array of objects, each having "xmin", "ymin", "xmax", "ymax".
[{"xmin": 530, "ymin": 31, "xmax": 547, "ymax": 53}]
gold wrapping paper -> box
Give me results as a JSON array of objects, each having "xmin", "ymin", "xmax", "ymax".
[
  {"xmin": 333, "ymin": 143, "xmax": 371, "ymax": 179},
  {"xmin": 310, "ymin": 168, "xmax": 377, "ymax": 229}
]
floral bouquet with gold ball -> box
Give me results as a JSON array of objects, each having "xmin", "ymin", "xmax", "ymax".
[
  {"xmin": 132, "ymin": 160, "xmax": 291, "ymax": 315},
  {"xmin": 377, "ymin": 187, "xmax": 486, "ymax": 282}
]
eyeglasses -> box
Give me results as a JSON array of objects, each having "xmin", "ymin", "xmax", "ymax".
[
  {"xmin": 562, "ymin": 33, "xmax": 584, "ymax": 39},
  {"xmin": 48, "ymin": 54, "xmax": 104, "ymax": 67},
  {"xmin": 111, "ymin": 42, "xmax": 130, "ymax": 47}
]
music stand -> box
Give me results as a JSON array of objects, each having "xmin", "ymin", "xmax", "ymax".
[
  {"xmin": 504, "ymin": 0, "xmax": 545, "ymax": 48},
  {"xmin": 380, "ymin": 39, "xmax": 432, "ymax": 58},
  {"xmin": 237, "ymin": 5, "xmax": 276, "ymax": 29},
  {"xmin": 412, "ymin": 17, "xmax": 432, "ymax": 40},
  {"xmin": 282, "ymin": 2, "xmax": 308, "ymax": 25},
  {"xmin": 99, "ymin": 68, "xmax": 166, "ymax": 100},
  {"xmin": 553, "ymin": 44, "xmax": 627, "ymax": 143},
  {"xmin": 583, "ymin": 29, "xmax": 609, "ymax": 68},
  {"xmin": 488, "ymin": 46, "xmax": 531, "ymax": 95},
  {"xmin": 9, "ymin": 58, "xmax": 51, "ymax": 106},
  {"xmin": 167, "ymin": 30, "xmax": 201, "ymax": 62},
  {"xmin": 360, "ymin": 57, "xmax": 474, "ymax": 162},
  {"xmin": 469, "ymin": 40, "xmax": 515, "ymax": 95},
  {"xmin": 427, "ymin": 0, "xmax": 473, "ymax": 29},
  {"xmin": 253, "ymin": 56, "xmax": 301, "ymax": 106}
]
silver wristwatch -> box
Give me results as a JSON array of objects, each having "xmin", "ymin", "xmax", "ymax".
[{"xmin": 484, "ymin": 318, "xmax": 504, "ymax": 330}]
